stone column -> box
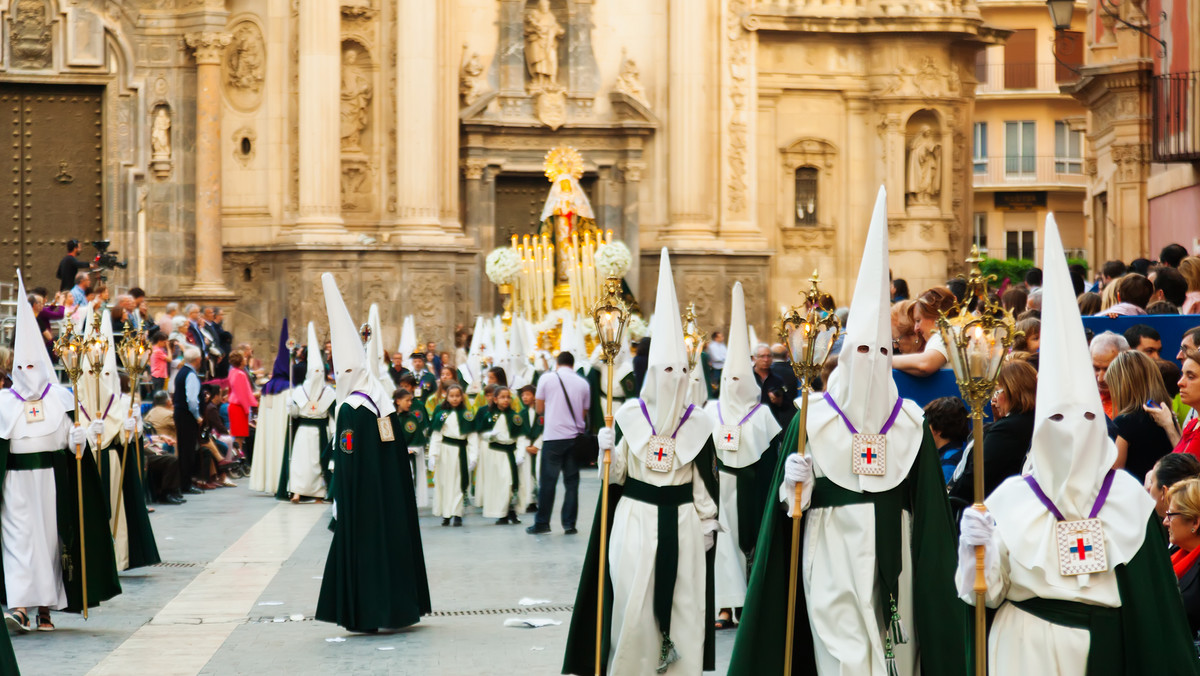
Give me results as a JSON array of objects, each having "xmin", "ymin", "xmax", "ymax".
[
  {"xmin": 293, "ymin": 0, "xmax": 344, "ymax": 238},
  {"xmin": 620, "ymin": 160, "xmax": 645, "ymax": 293},
  {"xmin": 391, "ymin": 0, "xmax": 441, "ymax": 237},
  {"xmin": 184, "ymin": 31, "xmax": 233, "ymax": 297},
  {"xmin": 664, "ymin": 0, "xmax": 716, "ymax": 244}
]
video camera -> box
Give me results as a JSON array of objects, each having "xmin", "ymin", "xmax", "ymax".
[{"xmin": 91, "ymin": 240, "xmax": 127, "ymax": 272}]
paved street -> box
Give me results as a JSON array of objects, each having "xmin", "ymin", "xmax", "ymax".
[{"xmin": 14, "ymin": 474, "xmax": 735, "ymax": 675}]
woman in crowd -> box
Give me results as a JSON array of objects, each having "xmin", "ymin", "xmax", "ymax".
[
  {"xmin": 226, "ymin": 351, "xmax": 258, "ymax": 456},
  {"xmin": 1164, "ymin": 478, "xmax": 1200, "ymax": 636},
  {"xmin": 1001, "ymin": 287, "xmax": 1027, "ymax": 317},
  {"xmin": 889, "ymin": 299, "xmax": 924, "ymax": 354},
  {"xmin": 1011, "ymin": 317, "xmax": 1040, "ymax": 353},
  {"xmin": 949, "ymin": 360, "xmax": 1038, "ymax": 505},
  {"xmin": 892, "ymin": 286, "xmax": 957, "ymax": 376},
  {"xmin": 1107, "ymin": 350, "xmax": 1174, "ymax": 481},
  {"xmin": 1179, "ymin": 256, "xmax": 1200, "ymax": 314},
  {"xmin": 1077, "ymin": 291, "xmax": 1102, "ymax": 316},
  {"xmin": 1171, "ymin": 348, "xmax": 1200, "ymax": 458},
  {"xmin": 1147, "ymin": 453, "xmax": 1200, "ymax": 519},
  {"xmin": 890, "ymin": 277, "xmax": 909, "ymax": 302}
]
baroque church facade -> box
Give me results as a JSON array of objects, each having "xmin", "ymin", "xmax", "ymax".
[{"xmin": 1, "ymin": 0, "xmax": 1005, "ymax": 351}]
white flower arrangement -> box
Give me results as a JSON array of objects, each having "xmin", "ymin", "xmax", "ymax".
[
  {"xmin": 485, "ymin": 247, "xmax": 521, "ymax": 286},
  {"xmin": 594, "ymin": 241, "xmax": 632, "ymax": 279},
  {"xmin": 626, "ymin": 313, "xmax": 648, "ymax": 341}
]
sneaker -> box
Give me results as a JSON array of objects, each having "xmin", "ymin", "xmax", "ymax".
[
  {"xmin": 525, "ymin": 524, "xmax": 551, "ymax": 535},
  {"xmin": 564, "ymin": 527, "xmax": 579, "ymax": 535}
]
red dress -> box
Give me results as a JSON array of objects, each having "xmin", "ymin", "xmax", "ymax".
[{"xmin": 227, "ymin": 368, "xmax": 258, "ymax": 437}]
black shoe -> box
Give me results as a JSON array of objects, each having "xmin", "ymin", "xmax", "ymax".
[
  {"xmin": 526, "ymin": 524, "xmax": 551, "ymax": 535},
  {"xmin": 163, "ymin": 495, "xmax": 186, "ymax": 505},
  {"xmin": 506, "ymin": 510, "xmax": 521, "ymax": 525},
  {"xmin": 184, "ymin": 486, "xmax": 204, "ymax": 495},
  {"xmin": 441, "ymin": 518, "xmax": 451, "ymax": 527},
  {"xmin": 525, "ymin": 503, "xmax": 539, "ymax": 514},
  {"xmin": 495, "ymin": 517, "xmax": 510, "ymax": 525},
  {"xmin": 564, "ymin": 527, "xmax": 579, "ymax": 535},
  {"xmin": 452, "ymin": 516, "xmax": 463, "ymax": 527}
]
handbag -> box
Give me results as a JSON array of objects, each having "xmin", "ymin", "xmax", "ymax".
[{"xmin": 556, "ymin": 374, "xmax": 599, "ymax": 466}]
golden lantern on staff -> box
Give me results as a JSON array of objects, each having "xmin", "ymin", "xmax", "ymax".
[
  {"xmin": 113, "ymin": 323, "xmax": 152, "ymax": 537},
  {"xmin": 54, "ymin": 315, "xmax": 92, "ymax": 619},
  {"xmin": 775, "ymin": 271, "xmax": 841, "ymax": 676},
  {"xmin": 589, "ymin": 276, "xmax": 630, "ymax": 676},
  {"xmin": 935, "ymin": 246, "xmax": 1021, "ymax": 676}
]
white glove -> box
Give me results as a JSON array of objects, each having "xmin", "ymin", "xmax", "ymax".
[
  {"xmin": 69, "ymin": 425, "xmax": 88, "ymax": 449},
  {"xmin": 597, "ymin": 426, "xmax": 615, "ymax": 452},
  {"xmin": 288, "ymin": 402, "xmax": 299, "ymax": 417},
  {"xmin": 515, "ymin": 451, "xmax": 525, "ymax": 466},
  {"xmin": 956, "ymin": 507, "xmax": 999, "ymax": 601},
  {"xmin": 701, "ymin": 519, "xmax": 721, "ymax": 552},
  {"xmin": 482, "ymin": 430, "xmax": 497, "ymax": 442},
  {"xmin": 87, "ymin": 419, "xmax": 105, "ymax": 446},
  {"xmin": 123, "ymin": 417, "xmax": 137, "ymax": 432},
  {"xmin": 784, "ymin": 453, "xmax": 812, "ymax": 485}
]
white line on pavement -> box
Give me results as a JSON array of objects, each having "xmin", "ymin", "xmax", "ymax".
[{"xmin": 87, "ymin": 502, "xmax": 329, "ymax": 676}]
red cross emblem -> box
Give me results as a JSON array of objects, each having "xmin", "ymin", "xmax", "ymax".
[
  {"xmin": 340, "ymin": 430, "xmax": 353, "ymax": 452},
  {"xmin": 724, "ymin": 432, "xmax": 734, "ymax": 443},
  {"xmin": 861, "ymin": 446, "xmax": 874, "ymax": 464},
  {"xmin": 28, "ymin": 405, "xmax": 39, "ymax": 417},
  {"xmin": 1070, "ymin": 538, "xmax": 1092, "ymax": 560},
  {"xmin": 653, "ymin": 446, "xmax": 666, "ymax": 461}
]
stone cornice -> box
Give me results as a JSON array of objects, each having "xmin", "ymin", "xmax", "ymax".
[
  {"xmin": 744, "ymin": 12, "xmax": 995, "ymax": 38},
  {"xmin": 184, "ymin": 31, "xmax": 232, "ymax": 65},
  {"xmin": 1060, "ymin": 59, "xmax": 1152, "ymax": 102}
]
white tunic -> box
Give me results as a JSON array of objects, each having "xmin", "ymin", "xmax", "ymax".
[
  {"xmin": 2, "ymin": 417, "xmax": 69, "ymax": 610},
  {"xmin": 288, "ymin": 386, "xmax": 335, "ymax": 499},
  {"xmin": 477, "ymin": 414, "xmax": 527, "ymax": 519},
  {"xmin": 430, "ymin": 414, "xmax": 479, "ymax": 518},
  {"xmin": 409, "ymin": 439, "xmax": 429, "ymax": 509},
  {"xmin": 249, "ymin": 391, "xmax": 290, "ymax": 494},
  {"xmin": 606, "ymin": 425, "xmax": 717, "ymax": 674},
  {"xmin": 84, "ymin": 393, "xmax": 132, "ymax": 572}
]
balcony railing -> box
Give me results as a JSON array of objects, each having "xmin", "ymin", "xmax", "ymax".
[
  {"xmin": 1153, "ymin": 71, "xmax": 1200, "ymax": 162},
  {"xmin": 975, "ymin": 63, "xmax": 1077, "ymax": 94},
  {"xmin": 972, "ymin": 155, "xmax": 1086, "ymax": 188}
]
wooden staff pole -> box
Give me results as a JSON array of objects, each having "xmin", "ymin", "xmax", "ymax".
[
  {"xmin": 594, "ymin": 356, "xmax": 615, "ymax": 676},
  {"xmin": 783, "ymin": 376, "xmax": 811, "ymax": 676}
]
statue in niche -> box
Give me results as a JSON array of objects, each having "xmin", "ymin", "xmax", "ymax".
[
  {"xmin": 151, "ymin": 108, "xmax": 171, "ymax": 159},
  {"xmin": 524, "ymin": 0, "xmax": 564, "ymax": 91},
  {"xmin": 460, "ymin": 48, "xmax": 486, "ymax": 106},
  {"xmin": 11, "ymin": 0, "xmax": 53, "ymax": 69},
  {"xmin": 614, "ymin": 52, "xmax": 649, "ymax": 108},
  {"xmin": 906, "ymin": 125, "xmax": 942, "ymax": 206},
  {"xmin": 227, "ymin": 24, "xmax": 265, "ymax": 92},
  {"xmin": 340, "ymin": 48, "xmax": 373, "ymax": 152}
]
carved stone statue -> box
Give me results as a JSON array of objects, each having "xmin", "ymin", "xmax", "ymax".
[
  {"xmin": 227, "ymin": 23, "xmax": 265, "ymax": 92},
  {"xmin": 340, "ymin": 49, "xmax": 373, "ymax": 152},
  {"xmin": 11, "ymin": 0, "xmax": 53, "ymax": 69},
  {"xmin": 614, "ymin": 53, "xmax": 649, "ymax": 108},
  {"xmin": 524, "ymin": 0, "xmax": 564, "ymax": 90},
  {"xmin": 151, "ymin": 108, "xmax": 171, "ymax": 159},
  {"xmin": 460, "ymin": 49, "xmax": 486, "ymax": 107},
  {"xmin": 906, "ymin": 125, "xmax": 941, "ymax": 206}
]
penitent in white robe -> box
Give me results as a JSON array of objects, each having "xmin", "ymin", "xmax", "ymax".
[
  {"xmin": 85, "ymin": 392, "xmax": 132, "ymax": 571},
  {"xmin": 249, "ymin": 391, "xmax": 290, "ymax": 494},
  {"xmin": 477, "ymin": 416, "xmax": 528, "ymax": 519},
  {"xmin": 784, "ymin": 396, "xmax": 927, "ymax": 676},
  {"xmin": 430, "ymin": 415, "xmax": 479, "ymax": 518},
  {"xmin": 957, "ymin": 471, "xmax": 1152, "ymax": 676},
  {"xmin": 606, "ymin": 434, "xmax": 717, "ymax": 674},
  {"xmin": 289, "ymin": 386, "xmax": 334, "ymax": 499},
  {"xmin": 2, "ymin": 416, "xmax": 69, "ymax": 610}
]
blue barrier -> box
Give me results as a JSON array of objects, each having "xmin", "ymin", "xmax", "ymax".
[{"xmin": 1081, "ymin": 314, "xmax": 1200, "ymax": 364}]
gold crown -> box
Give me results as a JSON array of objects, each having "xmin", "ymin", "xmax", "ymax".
[{"xmin": 544, "ymin": 146, "xmax": 584, "ymax": 183}]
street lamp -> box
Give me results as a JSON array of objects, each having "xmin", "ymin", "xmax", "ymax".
[
  {"xmin": 776, "ymin": 270, "xmax": 841, "ymax": 676},
  {"xmin": 1046, "ymin": 0, "xmax": 1075, "ymax": 30},
  {"xmin": 935, "ymin": 246, "xmax": 1020, "ymax": 676},
  {"xmin": 590, "ymin": 276, "xmax": 629, "ymax": 676}
]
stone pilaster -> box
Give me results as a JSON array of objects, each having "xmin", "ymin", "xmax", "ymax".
[
  {"xmin": 293, "ymin": 0, "xmax": 344, "ymax": 240},
  {"xmin": 391, "ymin": 0, "xmax": 441, "ymax": 238},
  {"xmin": 664, "ymin": 0, "xmax": 717, "ymax": 245},
  {"xmin": 184, "ymin": 31, "xmax": 235, "ymax": 299}
]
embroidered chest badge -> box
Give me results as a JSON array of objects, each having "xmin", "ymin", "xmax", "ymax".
[
  {"xmin": 23, "ymin": 400, "xmax": 45, "ymax": 424},
  {"xmin": 1055, "ymin": 518, "xmax": 1108, "ymax": 576},
  {"xmin": 513, "ymin": 415, "xmax": 523, "ymax": 427},
  {"xmin": 714, "ymin": 425, "xmax": 740, "ymax": 452},
  {"xmin": 340, "ymin": 430, "xmax": 354, "ymax": 454},
  {"xmin": 404, "ymin": 420, "xmax": 418, "ymax": 434},
  {"xmin": 377, "ymin": 416, "xmax": 395, "ymax": 442},
  {"xmin": 645, "ymin": 435, "xmax": 676, "ymax": 473},
  {"xmin": 851, "ymin": 433, "xmax": 887, "ymax": 476}
]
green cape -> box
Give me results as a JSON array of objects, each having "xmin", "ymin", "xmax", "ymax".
[
  {"xmin": 561, "ymin": 428, "xmax": 720, "ymax": 675},
  {"xmin": 728, "ymin": 417, "xmax": 968, "ymax": 675},
  {"xmin": 97, "ymin": 438, "xmax": 160, "ymax": 569},
  {"xmin": 315, "ymin": 404, "xmax": 431, "ymax": 632}
]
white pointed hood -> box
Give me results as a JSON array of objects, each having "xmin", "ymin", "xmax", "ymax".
[
  {"xmin": 460, "ymin": 316, "xmax": 487, "ymax": 387},
  {"xmin": 747, "ymin": 324, "xmax": 760, "ymax": 356},
  {"xmin": 0, "ymin": 270, "xmax": 75, "ymax": 438},
  {"xmin": 365, "ymin": 304, "xmax": 390, "ymax": 389},
  {"xmin": 322, "ymin": 273, "xmax": 393, "ymax": 417},
  {"xmin": 303, "ymin": 321, "xmax": 328, "ymax": 401},
  {"xmin": 397, "ymin": 316, "xmax": 417, "ymax": 371},
  {"xmin": 825, "ymin": 186, "xmax": 898, "ymax": 433},
  {"xmin": 79, "ymin": 307, "xmax": 128, "ymax": 448},
  {"xmin": 490, "ymin": 316, "xmax": 509, "ymax": 377},
  {"xmin": 507, "ymin": 317, "xmax": 536, "ymax": 390},
  {"xmin": 614, "ymin": 249, "xmax": 714, "ymax": 464},
  {"xmin": 719, "ymin": 283, "xmax": 760, "ymax": 420},
  {"xmin": 986, "ymin": 214, "xmax": 1152, "ymax": 589}
]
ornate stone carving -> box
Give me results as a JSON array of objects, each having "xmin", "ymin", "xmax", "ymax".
[
  {"xmin": 535, "ymin": 89, "xmax": 567, "ymax": 130},
  {"xmin": 232, "ymin": 127, "xmax": 257, "ymax": 166},
  {"xmin": 781, "ymin": 138, "xmax": 838, "ymax": 174},
  {"xmin": 67, "ymin": 7, "xmax": 105, "ymax": 67},
  {"xmin": 613, "ymin": 51, "xmax": 649, "ymax": 109},
  {"xmin": 877, "ymin": 56, "xmax": 959, "ymax": 98},
  {"xmin": 10, "ymin": 0, "xmax": 53, "ymax": 69},
  {"xmin": 341, "ymin": 160, "xmax": 373, "ymax": 211},
  {"xmin": 1112, "ymin": 143, "xmax": 1147, "ymax": 182},
  {"xmin": 460, "ymin": 159, "xmax": 487, "ymax": 180},
  {"xmin": 410, "ymin": 271, "xmax": 450, "ymax": 344},
  {"xmin": 1085, "ymin": 157, "xmax": 1098, "ymax": 177},
  {"xmin": 184, "ymin": 31, "xmax": 233, "ymax": 65},
  {"xmin": 906, "ymin": 125, "xmax": 941, "ymax": 206},
  {"xmin": 524, "ymin": 0, "xmax": 564, "ymax": 90},
  {"xmin": 619, "ymin": 160, "xmax": 645, "ymax": 184},
  {"xmin": 150, "ymin": 106, "xmax": 173, "ymax": 179},
  {"xmin": 726, "ymin": 0, "xmax": 751, "ymax": 218},
  {"xmin": 225, "ymin": 21, "xmax": 266, "ymax": 111},
  {"xmin": 340, "ymin": 46, "xmax": 373, "ymax": 152},
  {"xmin": 460, "ymin": 47, "xmax": 488, "ymax": 107},
  {"xmin": 780, "ymin": 226, "xmax": 835, "ymax": 252}
]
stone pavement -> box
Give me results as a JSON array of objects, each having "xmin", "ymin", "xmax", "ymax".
[{"xmin": 12, "ymin": 473, "xmax": 737, "ymax": 675}]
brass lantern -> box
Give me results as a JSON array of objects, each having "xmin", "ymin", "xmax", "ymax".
[
  {"xmin": 592, "ymin": 277, "xmax": 629, "ymax": 364},
  {"xmin": 54, "ymin": 317, "xmax": 85, "ymax": 384},
  {"xmin": 777, "ymin": 271, "xmax": 841, "ymax": 387}
]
